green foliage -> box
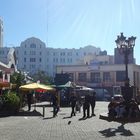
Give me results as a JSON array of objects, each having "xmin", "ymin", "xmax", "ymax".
[
  {"xmin": 10, "ymin": 71, "xmax": 25, "ymax": 92},
  {"xmin": 1, "ymin": 92, "xmax": 20, "ymax": 113},
  {"xmin": 32, "ymin": 70, "xmax": 53, "ymax": 84}
]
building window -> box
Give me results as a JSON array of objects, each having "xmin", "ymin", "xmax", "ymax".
[
  {"xmin": 30, "ymin": 51, "xmax": 36, "ymax": 55},
  {"xmin": 30, "ymin": 64, "xmax": 36, "ymax": 69},
  {"xmin": 67, "ymin": 52, "xmax": 72, "ymax": 56},
  {"xmin": 24, "ymin": 58, "xmax": 26, "ymax": 62},
  {"xmin": 69, "ymin": 73, "xmax": 74, "ymax": 81},
  {"xmin": 30, "ymin": 58, "xmax": 36, "ymax": 62},
  {"xmin": 78, "ymin": 73, "xmax": 87, "ymax": 82},
  {"xmin": 90, "ymin": 72, "xmax": 100, "ymax": 83},
  {"xmin": 39, "ymin": 58, "xmax": 42, "ymax": 62},
  {"xmin": 24, "ymin": 65, "xmax": 26, "ymax": 69},
  {"xmin": 116, "ymin": 71, "xmax": 125, "ymax": 82},
  {"xmin": 56, "ymin": 58, "xmax": 58, "ymax": 62},
  {"xmin": 103, "ymin": 72, "xmax": 111, "ymax": 82},
  {"xmin": 30, "ymin": 43, "xmax": 36, "ymax": 48},
  {"xmin": 53, "ymin": 52, "xmax": 56, "ymax": 56},
  {"xmin": 24, "ymin": 51, "xmax": 26, "ymax": 55}
]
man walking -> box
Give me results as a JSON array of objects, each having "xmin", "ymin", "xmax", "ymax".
[
  {"xmin": 83, "ymin": 94, "xmax": 90, "ymax": 118},
  {"xmin": 90, "ymin": 91, "xmax": 96, "ymax": 116},
  {"xmin": 69, "ymin": 92, "xmax": 77, "ymax": 117},
  {"xmin": 51, "ymin": 92, "xmax": 59, "ymax": 117}
]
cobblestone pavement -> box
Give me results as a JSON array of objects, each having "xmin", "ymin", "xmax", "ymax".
[{"xmin": 0, "ymin": 101, "xmax": 140, "ymax": 140}]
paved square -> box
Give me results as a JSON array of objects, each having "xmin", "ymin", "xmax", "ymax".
[{"xmin": 0, "ymin": 102, "xmax": 140, "ymax": 140}]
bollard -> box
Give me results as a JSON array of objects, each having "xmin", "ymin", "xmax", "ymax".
[{"xmin": 43, "ymin": 106, "xmax": 45, "ymax": 117}]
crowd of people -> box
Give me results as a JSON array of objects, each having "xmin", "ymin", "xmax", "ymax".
[
  {"xmin": 44, "ymin": 90, "xmax": 97, "ymax": 118},
  {"xmin": 108, "ymin": 97, "xmax": 140, "ymax": 119},
  {"xmin": 69, "ymin": 91, "xmax": 96, "ymax": 118},
  {"xmin": 25, "ymin": 89, "xmax": 140, "ymax": 121}
]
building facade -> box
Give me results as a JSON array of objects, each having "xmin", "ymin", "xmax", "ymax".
[
  {"xmin": 56, "ymin": 64, "xmax": 140, "ymax": 95},
  {"xmin": 114, "ymin": 48, "xmax": 135, "ymax": 64},
  {"xmin": 4, "ymin": 37, "xmax": 102, "ymax": 77}
]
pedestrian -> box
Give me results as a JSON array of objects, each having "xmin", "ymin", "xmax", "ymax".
[
  {"xmin": 76, "ymin": 93, "xmax": 82, "ymax": 113},
  {"xmin": 26, "ymin": 92, "xmax": 33, "ymax": 111},
  {"xmin": 51, "ymin": 92, "xmax": 59, "ymax": 117},
  {"xmin": 83, "ymin": 94, "xmax": 90, "ymax": 118},
  {"xmin": 69, "ymin": 92, "xmax": 77, "ymax": 117},
  {"xmin": 90, "ymin": 91, "xmax": 96, "ymax": 116}
]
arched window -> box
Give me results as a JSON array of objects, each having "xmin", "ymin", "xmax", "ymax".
[
  {"xmin": 30, "ymin": 43, "xmax": 36, "ymax": 48},
  {"xmin": 11, "ymin": 64, "xmax": 15, "ymax": 69}
]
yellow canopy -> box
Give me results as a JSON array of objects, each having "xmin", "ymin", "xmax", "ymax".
[{"xmin": 19, "ymin": 83, "xmax": 55, "ymax": 91}]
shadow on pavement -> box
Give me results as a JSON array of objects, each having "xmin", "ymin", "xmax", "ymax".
[
  {"xmin": 78, "ymin": 115, "xmax": 93, "ymax": 121},
  {"xmin": 15, "ymin": 110, "xmax": 42, "ymax": 116},
  {"xmin": 0, "ymin": 110, "xmax": 42, "ymax": 117},
  {"xmin": 63, "ymin": 116, "xmax": 72, "ymax": 119},
  {"xmin": 79, "ymin": 117, "xmax": 87, "ymax": 121},
  {"xmin": 99, "ymin": 124, "xmax": 134, "ymax": 137},
  {"xmin": 16, "ymin": 110, "xmax": 43, "ymax": 117},
  {"xmin": 43, "ymin": 116, "xmax": 54, "ymax": 120},
  {"xmin": 33, "ymin": 104, "xmax": 51, "ymax": 107}
]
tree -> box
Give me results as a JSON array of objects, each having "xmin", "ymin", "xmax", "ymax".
[
  {"xmin": 32, "ymin": 71, "xmax": 53, "ymax": 85},
  {"xmin": 10, "ymin": 71, "xmax": 25, "ymax": 92}
]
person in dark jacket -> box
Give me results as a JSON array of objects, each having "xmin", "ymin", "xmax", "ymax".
[
  {"xmin": 51, "ymin": 92, "xmax": 59, "ymax": 117},
  {"xmin": 27, "ymin": 92, "xmax": 33, "ymax": 111},
  {"xmin": 90, "ymin": 91, "xmax": 96, "ymax": 116},
  {"xmin": 83, "ymin": 94, "xmax": 90, "ymax": 118},
  {"xmin": 69, "ymin": 92, "xmax": 77, "ymax": 117}
]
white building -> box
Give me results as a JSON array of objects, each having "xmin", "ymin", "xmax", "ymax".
[
  {"xmin": 0, "ymin": 47, "xmax": 16, "ymax": 70},
  {"xmin": 0, "ymin": 18, "xmax": 3, "ymax": 48},
  {"xmin": 0, "ymin": 37, "xmax": 114, "ymax": 78},
  {"xmin": 13, "ymin": 37, "xmax": 102, "ymax": 77}
]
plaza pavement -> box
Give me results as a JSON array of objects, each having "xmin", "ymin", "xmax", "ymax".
[{"xmin": 0, "ymin": 101, "xmax": 140, "ymax": 140}]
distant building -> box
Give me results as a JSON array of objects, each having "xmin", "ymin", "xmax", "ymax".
[
  {"xmin": 6, "ymin": 37, "xmax": 101, "ymax": 77},
  {"xmin": 0, "ymin": 47, "xmax": 17, "ymax": 71},
  {"xmin": 54, "ymin": 73, "xmax": 70, "ymax": 85},
  {"xmin": 114, "ymin": 48, "xmax": 135, "ymax": 64},
  {"xmin": 56, "ymin": 63, "xmax": 140, "ymax": 96},
  {"xmin": 0, "ymin": 18, "xmax": 3, "ymax": 48},
  {"xmin": 0, "ymin": 61, "xmax": 12, "ymax": 83}
]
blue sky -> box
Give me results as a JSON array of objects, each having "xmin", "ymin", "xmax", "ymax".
[{"xmin": 0, "ymin": 0, "xmax": 140, "ymax": 64}]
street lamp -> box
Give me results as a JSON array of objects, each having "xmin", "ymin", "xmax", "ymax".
[
  {"xmin": 115, "ymin": 32, "xmax": 136, "ymax": 101},
  {"xmin": 115, "ymin": 33, "xmax": 136, "ymax": 86}
]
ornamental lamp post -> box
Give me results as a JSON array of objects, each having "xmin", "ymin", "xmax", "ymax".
[{"xmin": 115, "ymin": 33, "xmax": 136, "ymax": 101}]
